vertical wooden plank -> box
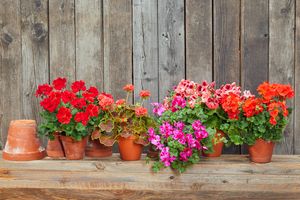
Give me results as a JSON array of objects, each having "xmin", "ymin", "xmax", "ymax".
[
  {"xmin": 75, "ymin": 0, "xmax": 103, "ymax": 89},
  {"xmin": 49, "ymin": 0, "xmax": 75, "ymax": 82},
  {"xmin": 158, "ymin": 0, "xmax": 185, "ymax": 101},
  {"xmin": 186, "ymin": 0, "xmax": 212, "ymax": 82},
  {"xmin": 103, "ymin": 0, "xmax": 132, "ymax": 101},
  {"xmin": 20, "ymin": 0, "xmax": 49, "ymax": 122},
  {"xmin": 213, "ymin": 0, "xmax": 240, "ymax": 154},
  {"xmin": 0, "ymin": 0, "xmax": 22, "ymax": 146},
  {"xmin": 269, "ymin": 0, "xmax": 295, "ymax": 154},
  {"xmin": 295, "ymin": 0, "xmax": 300, "ymax": 154},
  {"xmin": 133, "ymin": 0, "xmax": 158, "ymax": 111},
  {"xmin": 240, "ymin": 0, "xmax": 269, "ymax": 154}
]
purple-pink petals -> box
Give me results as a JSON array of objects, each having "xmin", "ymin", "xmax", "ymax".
[
  {"xmin": 180, "ymin": 148, "xmax": 192, "ymax": 161},
  {"xmin": 160, "ymin": 147, "xmax": 176, "ymax": 167},
  {"xmin": 171, "ymin": 96, "xmax": 186, "ymax": 112},
  {"xmin": 148, "ymin": 128, "xmax": 164, "ymax": 150},
  {"xmin": 151, "ymin": 102, "xmax": 166, "ymax": 116},
  {"xmin": 172, "ymin": 129, "xmax": 186, "ymax": 145},
  {"xmin": 160, "ymin": 122, "xmax": 174, "ymax": 138}
]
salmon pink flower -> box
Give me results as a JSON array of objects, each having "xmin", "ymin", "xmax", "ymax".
[
  {"xmin": 135, "ymin": 106, "xmax": 148, "ymax": 117},
  {"xmin": 123, "ymin": 84, "xmax": 134, "ymax": 92},
  {"xmin": 116, "ymin": 99, "xmax": 125, "ymax": 105},
  {"xmin": 139, "ymin": 90, "xmax": 151, "ymax": 99}
]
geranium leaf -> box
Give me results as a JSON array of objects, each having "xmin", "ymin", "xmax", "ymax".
[
  {"xmin": 99, "ymin": 120, "xmax": 114, "ymax": 132},
  {"xmin": 99, "ymin": 135, "xmax": 115, "ymax": 146}
]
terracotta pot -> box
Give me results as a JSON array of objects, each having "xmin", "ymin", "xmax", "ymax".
[
  {"xmin": 147, "ymin": 144, "xmax": 159, "ymax": 159},
  {"xmin": 85, "ymin": 138, "xmax": 113, "ymax": 158},
  {"xmin": 203, "ymin": 130, "xmax": 225, "ymax": 157},
  {"xmin": 3, "ymin": 120, "xmax": 46, "ymax": 161},
  {"xmin": 248, "ymin": 138, "xmax": 275, "ymax": 163},
  {"xmin": 118, "ymin": 135, "xmax": 143, "ymax": 161},
  {"xmin": 46, "ymin": 133, "xmax": 65, "ymax": 158},
  {"xmin": 60, "ymin": 136, "xmax": 87, "ymax": 160}
]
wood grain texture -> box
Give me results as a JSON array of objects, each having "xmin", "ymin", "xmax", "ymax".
[
  {"xmin": 133, "ymin": 0, "xmax": 158, "ymax": 110},
  {"xmin": 0, "ymin": 0, "xmax": 22, "ymax": 146},
  {"xmin": 49, "ymin": 0, "xmax": 75, "ymax": 82},
  {"xmin": 20, "ymin": 0, "xmax": 49, "ymax": 123},
  {"xmin": 295, "ymin": 0, "xmax": 300, "ymax": 154},
  {"xmin": 1, "ymin": 154, "xmax": 300, "ymax": 199},
  {"xmin": 213, "ymin": 0, "xmax": 241, "ymax": 154},
  {"xmin": 240, "ymin": 0, "xmax": 269, "ymax": 154},
  {"xmin": 158, "ymin": 0, "xmax": 185, "ymax": 101},
  {"xmin": 75, "ymin": 0, "xmax": 103, "ymax": 90},
  {"xmin": 186, "ymin": 0, "xmax": 212, "ymax": 82},
  {"xmin": 269, "ymin": 0, "xmax": 295, "ymax": 155},
  {"xmin": 103, "ymin": 0, "xmax": 132, "ymax": 101}
]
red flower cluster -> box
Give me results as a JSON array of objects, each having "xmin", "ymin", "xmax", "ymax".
[
  {"xmin": 98, "ymin": 93, "xmax": 114, "ymax": 110},
  {"xmin": 257, "ymin": 82, "xmax": 294, "ymax": 101},
  {"xmin": 74, "ymin": 112, "xmax": 89, "ymax": 126},
  {"xmin": 35, "ymin": 84, "xmax": 53, "ymax": 97},
  {"xmin": 123, "ymin": 84, "xmax": 134, "ymax": 92},
  {"xmin": 135, "ymin": 106, "xmax": 148, "ymax": 117},
  {"xmin": 220, "ymin": 93, "xmax": 241, "ymax": 120},
  {"xmin": 52, "ymin": 77, "xmax": 66, "ymax": 90},
  {"xmin": 56, "ymin": 107, "xmax": 72, "ymax": 124},
  {"xmin": 139, "ymin": 90, "xmax": 151, "ymax": 99},
  {"xmin": 242, "ymin": 98, "xmax": 263, "ymax": 118},
  {"xmin": 267, "ymin": 101, "xmax": 289, "ymax": 125},
  {"xmin": 71, "ymin": 80, "xmax": 86, "ymax": 93},
  {"xmin": 116, "ymin": 99, "xmax": 125, "ymax": 105}
]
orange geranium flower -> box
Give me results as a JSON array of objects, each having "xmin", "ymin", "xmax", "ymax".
[
  {"xmin": 242, "ymin": 97, "xmax": 263, "ymax": 117},
  {"xmin": 220, "ymin": 93, "xmax": 241, "ymax": 120},
  {"xmin": 139, "ymin": 90, "xmax": 151, "ymax": 99}
]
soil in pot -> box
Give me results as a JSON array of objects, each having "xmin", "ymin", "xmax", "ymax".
[
  {"xmin": 85, "ymin": 138, "xmax": 113, "ymax": 158},
  {"xmin": 60, "ymin": 136, "xmax": 88, "ymax": 160},
  {"xmin": 248, "ymin": 138, "xmax": 274, "ymax": 163},
  {"xmin": 46, "ymin": 133, "xmax": 65, "ymax": 158},
  {"xmin": 3, "ymin": 120, "xmax": 46, "ymax": 161},
  {"xmin": 118, "ymin": 135, "xmax": 143, "ymax": 161},
  {"xmin": 203, "ymin": 131, "xmax": 225, "ymax": 157}
]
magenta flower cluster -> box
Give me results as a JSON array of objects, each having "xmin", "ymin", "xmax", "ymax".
[{"xmin": 148, "ymin": 120, "xmax": 209, "ymax": 167}]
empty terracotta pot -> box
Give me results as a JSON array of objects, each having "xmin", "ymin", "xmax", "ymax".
[
  {"xmin": 46, "ymin": 133, "xmax": 65, "ymax": 158},
  {"xmin": 60, "ymin": 136, "xmax": 87, "ymax": 160},
  {"xmin": 203, "ymin": 130, "xmax": 225, "ymax": 157},
  {"xmin": 85, "ymin": 137, "xmax": 113, "ymax": 158},
  {"xmin": 118, "ymin": 135, "xmax": 143, "ymax": 161},
  {"xmin": 248, "ymin": 138, "xmax": 275, "ymax": 163},
  {"xmin": 3, "ymin": 120, "xmax": 46, "ymax": 161}
]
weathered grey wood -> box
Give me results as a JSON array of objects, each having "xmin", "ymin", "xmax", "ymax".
[
  {"xmin": 0, "ymin": 0, "xmax": 22, "ymax": 146},
  {"xmin": 1, "ymin": 154, "xmax": 300, "ymax": 199},
  {"xmin": 269, "ymin": 0, "xmax": 295, "ymax": 155},
  {"xmin": 133, "ymin": 0, "xmax": 158, "ymax": 110},
  {"xmin": 186, "ymin": 0, "xmax": 212, "ymax": 82},
  {"xmin": 103, "ymin": 0, "xmax": 133, "ymax": 101},
  {"xmin": 20, "ymin": 0, "xmax": 49, "ymax": 124},
  {"xmin": 295, "ymin": 0, "xmax": 300, "ymax": 154},
  {"xmin": 158, "ymin": 0, "xmax": 185, "ymax": 101},
  {"xmin": 49, "ymin": 0, "xmax": 75, "ymax": 82},
  {"xmin": 213, "ymin": 0, "xmax": 241, "ymax": 154},
  {"xmin": 240, "ymin": 0, "xmax": 269, "ymax": 154},
  {"xmin": 75, "ymin": 0, "xmax": 103, "ymax": 89}
]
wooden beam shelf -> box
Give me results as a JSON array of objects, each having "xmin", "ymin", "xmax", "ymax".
[{"xmin": 0, "ymin": 152, "xmax": 300, "ymax": 199}]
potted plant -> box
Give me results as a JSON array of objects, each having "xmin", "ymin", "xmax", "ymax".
[
  {"xmin": 92, "ymin": 84, "xmax": 155, "ymax": 161},
  {"xmin": 36, "ymin": 77, "xmax": 99, "ymax": 160},
  {"xmin": 221, "ymin": 82, "xmax": 294, "ymax": 163}
]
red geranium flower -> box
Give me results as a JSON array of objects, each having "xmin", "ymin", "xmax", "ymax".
[
  {"xmin": 123, "ymin": 84, "xmax": 134, "ymax": 92},
  {"xmin": 40, "ymin": 97, "xmax": 60, "ymax": 112},
  {"xmin": 87, "ymin": 86, "xmax": 99, "ymax": 97},
  {"xmin": 116, "ymin": 99, "xmax": 125, "ymax": 105},
  {"xmin": 52, "ymin": 77, "xmax": 67, "ymax": 90},
  {"xmin": 71, "ymin": 98, "xmax": 87, "ymax": 109},
  {"xmin": 56, "ymin": 107, "xmax": 72, "ymax": 124},
  {"xmin": 35, "ymin": 84, "xmax": 53, "ymax": 97},
  {"xmin": 86, "ymin": 104, "xmax": 99, "ymax": 117},
  {"xmin": 61, "ymin": 90, "xmax": 76, "ymax": 103},
  {"xmin": 139, "ymin": 90, "xmax": 151, "ymax": 99},
  {"xmin": 220, "ymin": 93, "xmax": 241, "ymax": 120},
  {"xmin": 74, "ymin": 112, "xmax": 89, "ymax": 126},
  {"xmin": 71, "ymin": 80, "xmax": 86, "ymax": 93},
  {"xmin": 135, "ymin": 106, "xmax": 147, "ymax": 117}
]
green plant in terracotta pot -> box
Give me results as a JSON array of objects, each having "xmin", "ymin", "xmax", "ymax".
[
  {"xmin": 36, "ymin": 77, "xmax": 100, "ymax": 160},
  {"xmin": 221, "ymin": 82, "xmax": 294, "ymax": 163},
  {"xmin": 92, "ymin": 84, "xmax": 156, "ymax": 161}
]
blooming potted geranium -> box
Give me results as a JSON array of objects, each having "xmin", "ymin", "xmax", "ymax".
[
  {"xmin": 36, "ymin": 77, "xmax": 100, "ymax": 160},
  {"xmin": 221, "ymin": 82, "xmax": 294, "ymax": 163},
  {"xmin": 92, "ymin": 84, "xmax": 155, "ymax": 161}
]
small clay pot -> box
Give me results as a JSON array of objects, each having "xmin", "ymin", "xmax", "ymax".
[
  {"xmin": 46, "ymin": 133, "xmax": 65, "ymax": 158},
  {"xmin": 248, "ymin": 138, "xmax": 275, "ymax": 163},
  {"xmin": 60, "ymin": 136, "xmax": 87, "ymax": 160},
  {"xmin": 203, "ymin": 130, "xmax": 225, "ymax": 157},
  {"xmin": 118, "ymin": 135, "xmax": 143, "ymax": 161},
  {"xmin": 85, "ymin": 138, "xmax": 113, "ymax": 158},
  {"xmin": 3, "ymin": 120, "xmax": 46, "ymax": 161}
]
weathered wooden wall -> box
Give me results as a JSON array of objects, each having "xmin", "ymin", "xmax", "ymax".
[{"xmin": 0, "ymin": 0, "xmax": 299, "ymax": 154}]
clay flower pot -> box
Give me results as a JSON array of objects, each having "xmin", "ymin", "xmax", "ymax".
[
  {"xmin": 85, "ymin": 138, "xmax": 113, "ymax": 158},
  {"xmin": 118, "ymin": 135, "xmax": 143, "ymax": 161},
  {"xmin": 248, "ymin": 138, "xmax": 275, "ymax": 163},
  {"xmin": 46, "ymin": 133, "xmax": 65, "ymax": 158},
  {"xmin": 60, "ymin": 136, "xmax": 88, "ymax": 160},
  {"xmin": 3, "ymin": 120, "xmax": 46, "ymax": 161},
  {"xmin": 203, "ymin": 130, "xmax": 225, "ymax": 157}
]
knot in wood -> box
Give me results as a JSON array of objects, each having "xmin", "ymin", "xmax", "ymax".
[
  {"xmin": 32, "ymin": 23, "xmax": 47, "ymax": 42},
  {"xmin": 1, "ymin": 33, "xmax": 13, "ymax": 45},
  {"xmin": 94, "ymin": 162, "xmax": 105, "ymax": 170}
]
